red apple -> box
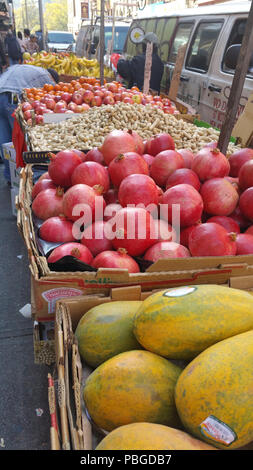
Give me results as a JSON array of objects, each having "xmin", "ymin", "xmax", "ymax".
[
  {"xmin": 22, "ymin": 102, "xmax": 33, "ymax": 112},
  {"xmin": 123, "ymin": 97, "xmax": 134, "ymax": 104},
  {"xmin": 94, "ymin": 90, "xmax": 104, "ymax": 99},
  {"xmin": 54, "ymin": 101, "xmax": 67, "ymax": 113},
  {"xmin": 61, "ymin": 92, "xmax": 72, "ymax": 104},
  {"xmin": 83, "ymin": 90, "xmax": 94, "ymax": 104},
  {"xmin": 45, "ymin": 98, "xmax": 56, "ymax": 110},
  {"xmin": 23, "ymin": 109, "xmax": 32, "ymax": 120},
  {"xmin": 103, "ymin": 96, "xmax": 115, "ymax": 105},
  {"xmin": 35, "ymin": 115, "xmax": 44, "ymax": 124},
  {"xmin": 72, "ymin": 92, "xmax": 84, "ymax": 105},
  {"xmin": 113, "ymin": 93, "xmax": 122, "ymax": 102},
  {"xmin": 91, "ymin": 95, "xmax": 102, "ymax": 107}
]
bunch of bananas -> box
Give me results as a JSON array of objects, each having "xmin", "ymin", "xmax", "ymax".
[{"xmin": 23, "ymin": 52, "xmax": 115, "ymax": 78}]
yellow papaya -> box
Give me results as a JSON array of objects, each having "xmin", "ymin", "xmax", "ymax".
[
  {"xmin": 96, "ymin": 422, "xmax": 218, "ymax": 450},
  {"xmin": 83, "ymin": 350, "xmax": 182, "ymax": 432},
  {"xmin": 75, "ymin": 301, "xmax": 143, "ymax": 367},
  {"xmin": 175, "ymin": 330, "xmax": 253, "ymax": 449},
  {"xmin": 133, "ymin": 285, "xmax": 253, "ymax": 360}
]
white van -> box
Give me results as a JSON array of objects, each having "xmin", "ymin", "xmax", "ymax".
[
  {"xmin": 123, "ymin": 1, "xmax": 253, "ymax": 128},
  {"xmin": 46, "ymin": 31, "xmax": 76, "ymax": 53}
]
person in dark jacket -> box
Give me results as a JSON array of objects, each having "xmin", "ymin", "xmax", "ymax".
[
  {"xmin": 0, "ymin": 37, "xmax": 7, "ymax": 73},
  {"xmin": 117, "ymin": 32, "xmax": 164, "ymax": 93},
  {"xmin": 4, "ymin": 28, "xmax": 22, "ymax": 65}
]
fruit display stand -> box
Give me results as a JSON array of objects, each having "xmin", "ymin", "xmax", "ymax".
[
  {"xmin": 17, "ymin": 162, "xmax": 253, "ymax": 325},
  {"xmin": 50, "ymin": 283, "xmax": 253, "ymax": 450}
]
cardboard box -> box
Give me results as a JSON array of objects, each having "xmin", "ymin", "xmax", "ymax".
[
  {"xmin": 17, "ymin": 163, "xmax": 253, "ymax": 321},
  {"xmin": 52, "ymin": 282, "xmax": 253, "ymax": 450}
]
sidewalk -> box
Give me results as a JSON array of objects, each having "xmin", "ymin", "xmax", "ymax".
[{"xmin": 0, "ymin": 165, "xmax": 52, "ymax": 450}]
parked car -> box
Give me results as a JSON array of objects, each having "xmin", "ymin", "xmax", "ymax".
[
  {"xmin": 123, "ymin": 1, "xmax": 253, "ymax": 128},
  {"xmin": 46, "ymin": 30, "xmax": 76, "ymax": 53}
]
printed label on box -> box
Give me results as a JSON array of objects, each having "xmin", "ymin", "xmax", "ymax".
[
  {"xmin": 42, "ymin": 287, "xmax": 83, "ymax": 314},
  {"xmin": 199, "ymin": 415, "xmax": 237, "ymax": 446}
]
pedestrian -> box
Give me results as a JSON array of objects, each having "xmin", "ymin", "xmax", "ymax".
[
  {"xmin": 117, "ymin": 32, "xmax": 164, "ymax": 93},
  {"xmin": 4, "ymin": 28, "xmax": 22, "ymax": 66},
  {"xmin": 26, "ymin": 34, "xmax": 39, "ymax": 55},
  {"xmin": 0, "ymin": 65, "xmax": 59, "ymax": 183},
  {"xmin": 23, "ymin": 28, "xmax": 30, "ymax": 48},
  {"xmin": 17, "ymin": 31, "xmax": 27, "ymax": 54},
  {"xmin": 0, "ymin": 36, "xmax": 7, "ymax": 74}
]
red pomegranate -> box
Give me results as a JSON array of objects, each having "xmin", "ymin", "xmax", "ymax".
[
  {"xmin": 82, "ymin": 147, "xmax": 105, "ymax": 165},
  {"xmin": 104, "ymin": 203, "xmax": 122, "ymax": 221},
  {"xmin": 37, "ymin": 171, "xmax": 50, "ymax": 182},
  {"xmin": 39, "ymin": 216, "xmax": 75, "ymax": 242},
  {"xmin": 111, "ymin": 207, "xmax": 155, "ymax": 256},
  {"xmin": 91, "ymin": 248, "xmax": 140, "ymax": 273},
  {"xmin": 32, "ymin": 187, "xmax": 64, "ymax": 220},
  {"xmin": 191, "ymin": 147, "xmax": 230, "ymax": 181},
  {"xmin": 239, "ymin": 187, "xmax": 253, "ymax": 222},
  {"xmin": 71, "ymin": 161, "xmax": 110, "ymax": 193},
  {"xmin": 71, "ymin": 149, "xmax": 87, "ymax": 162},
  {"xmin": 245, "ymin": 226, "xmax": 253, "ymax": 236},
  {"xmin": 48, "ymin": 150, "xmax": 82, "ymax": 187},
  {"xmin": 142, "ymin": 153, "xmax": 155, "ymax": 169},
  {"xmin": 235, "ymin": 233, "xmax": 253, "ymax": 255},
  {"xmin": 118, "ymin": 174, "xmax": 159, "ymax": 208},
  {"xmin": 166, "ymin": 168, "xmax": 201, "ymax": 192},
  {"xmin": 104, "ymin": 188, "xmax": 118, "ymax": 205},
  {"xmin": 180, "ymin": 223, "xmax": 201, "ymax": 248},
  {"xmin": 62, "ymin": 183, "xmax": 105, "ymax": 223},
  {"xmin": 238, "ymin": 159, "xmax": 253, "ymax": 190},
  {"xmin": 128, "ymin": 130, "xmax": 144, "ymax": 154},
  {"xmin": 81, "ymin": 221, "xmax": 113, "ymax": 256},
  {"xmin": 230, "ymin": 205, "xmax": 251, "ymax": 230},
  {"xmin": 32, "ymin": 178, "xmax": 56, "ymax": 200},
  {"xmin": 108, "ymin": 152, "xmax": 149, "ymax": 188},
  {"xmin": 228, "ymin": 148, "xmax": 253, "ymax": 177},
  {"xmin": 47, "ymin": 242, "xmax": 93, "ymax": 264},
  {"xmin": 177, "ymin": 149, "xmax": 195, "ymax": 168},
  {"xmin": 145, "ymin": 133, "xmax": 175, "ymax": 156},
  {"xmin": 99, "ymin": 130, "xmax": 136, "ymax": 165},
  {"xmin": 144, "ymin": 241, "xmax": 191, "ymax": 262},
  {"xmin": 150, "ymin": 150, "xmax": 184, "ymax": 187},
  {"xmin": 160, "ymin": 184, "xmax": 204, "ymax": 228},
  {"xmin": 151, "ymin": 219, "xmax": 175, "ymax": 243},
  {"xmin": 200, "ymin": 178, "xmax": 239, "ymax": 216},
  {"xmin": 188, "ymin": 222, "xmax": 237, "ymax": 257},
  {"xmin": 207, "ymin": 215, "xmax": 240, "ymax": 234}
]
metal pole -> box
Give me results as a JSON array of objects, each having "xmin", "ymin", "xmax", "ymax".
[
  {"xmin": 100, "ymin": 0, "xmax": 105, "ymax": 84},
  {"xmin": 218, "ymin": 0, "xmax": 253, "ymax": 154},
  {"xmin": 38, "ymin": 0, "xmax": 46, "ymax": 50}
]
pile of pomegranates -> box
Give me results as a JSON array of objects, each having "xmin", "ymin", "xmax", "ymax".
[
  {"xmin": 21, "ymin": 80, "xmax": 178, "ymax": 126},
  {"xmin": 31, "ymin": 129, "xmax": 253, "ymax": 273}
]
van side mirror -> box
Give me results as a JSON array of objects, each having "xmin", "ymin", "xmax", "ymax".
[
  {"xmin": 224, "ymin": 44, "xmax": 241, "ymax": 70},
  {"xmin": 224, "ymin": 44, "xmax": 253, "ymax": 72}
]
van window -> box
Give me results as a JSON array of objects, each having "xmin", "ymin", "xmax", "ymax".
[
  {"xmin": 222, "ymin": 18, "xmax": 253, "ymax": 77},
  {"xmin": 186, "ymin": 21, "xmax": 223, "ymax": 73},
  {"xmin": 160, "ymin": 17, "xmax": 177, "ymax": 62},
  {"xmin": 168, "ymin": 22, "xmax": 194, "ymax": 64}
]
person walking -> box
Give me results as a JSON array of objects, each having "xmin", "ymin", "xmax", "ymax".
[
  {"xmin": 0, "ymin": 37, "xmax": 7, "ymax": 74},
  {"xmin": 4, "ymin": 28, "xmax": 22, "ymax": 66},
  {"xmin": 17, "ymin": 31, "xmax": 27, "ymax": 55},
  {"xmin": 117, "ymin": 32, "xmax": 164, "ymax": 93},
  {"xmin": 0, "ymin": 64, "xmax": 59, "ymax": 183}
]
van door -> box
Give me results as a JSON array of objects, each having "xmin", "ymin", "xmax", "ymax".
[
  {"xmin": 199, "ymin": 15, "xmax": 253, "ymax": 128},
  {"xmin": 177, "ymin": 17, "xmax": 226, "ymax": 120}
]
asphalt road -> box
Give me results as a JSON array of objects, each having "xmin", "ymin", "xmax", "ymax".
[{"xmin": 0, "ymin": 164, "xmax": 52, "ymax": 450}]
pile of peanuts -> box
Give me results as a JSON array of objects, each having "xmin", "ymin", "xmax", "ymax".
[{"xmin": 27, "ymin": 102, "xmax": 241, "ymax": 154}]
